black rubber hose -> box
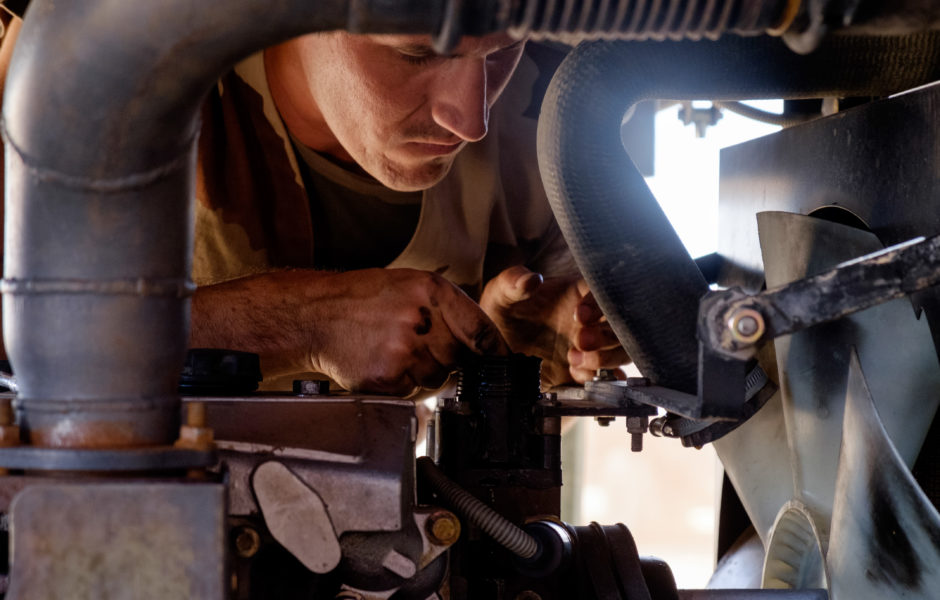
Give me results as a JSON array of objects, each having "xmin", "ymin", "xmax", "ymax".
[{"xmin": 538, "ymin": 32, "xmax": 940, "ymax": 394}]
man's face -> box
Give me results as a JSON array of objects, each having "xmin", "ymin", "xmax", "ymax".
[{"xmin": 273, "ymin": 32, "xmax": 526, "ymax": 192}]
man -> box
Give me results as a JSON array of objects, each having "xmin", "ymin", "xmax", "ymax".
[{"xmin": 0, "ymin": 17, "xmax": 628, "ymax": 394}]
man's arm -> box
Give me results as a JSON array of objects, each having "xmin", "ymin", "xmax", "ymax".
[{"xmin": 191, "ymin": 267, "xmax": 508, "ymax": 395}]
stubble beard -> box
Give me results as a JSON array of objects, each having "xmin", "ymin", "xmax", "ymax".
[{"xmin": 373, "ymin": 153, "xmax": 456, "ymax": 192}]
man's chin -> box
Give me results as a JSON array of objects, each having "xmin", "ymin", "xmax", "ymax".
[{"xmin": 376, "ymin": 158, "xmax": 455, "ymax": 192}]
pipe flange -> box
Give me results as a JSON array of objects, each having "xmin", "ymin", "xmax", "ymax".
[{"xmin": 0, "ymin": 446, "xmax": 216, "ymax": 471}]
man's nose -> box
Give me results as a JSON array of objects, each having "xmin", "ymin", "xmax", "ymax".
[{"xmin": 430, "ymin": 58, "xmax": 488, "ymax": 143}]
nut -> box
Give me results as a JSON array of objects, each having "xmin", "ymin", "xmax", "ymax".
[
  {"xmin": 425, "ymin": 510, "xmax": 461, "ymax": 546},
  {"xmin": 234, "ymin": 526, "xmax": 261, "ymax": 558},
  {"xmin": 727, "ymin": 308, "xmax": 765, "ymax": 345},
  {"xmin": 175, "ymin": 424, "xmax": 214, "ymax": 450}
]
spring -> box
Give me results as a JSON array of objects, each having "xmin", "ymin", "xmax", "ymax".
[{"xmin": 508, "ymin": 0, "xmax": 790, "ymax": 42}]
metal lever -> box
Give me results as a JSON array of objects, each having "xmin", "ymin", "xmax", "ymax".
[{"xmin": 699, "ymin": 234, "xmax": 940, "ymax": 360}]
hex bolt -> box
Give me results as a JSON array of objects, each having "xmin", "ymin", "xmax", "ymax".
[
  {"xmin": 233, "ymin": 526, "xmax": 261, "ymax": 558},
  {"xmin": 626, "ymin": 416, "xmax": 649, "ymax": 453},
  {"xmin": 593, "ymin": 369, "xmax": 619, "ymax": 382},
  {"xmin": 186, "ymin": 401, "xmax": 207, "ymax": 428},
  {"xmin": 425, "ymin": 510, "xmax": 461, "ymax": 546},
  {"xmin": 175, "ymin": 401, "xmax": 214, "ymax": 452},
  {"xmin": 595, "ymin": 416, "xmax": 615, "ymax": 427},
  {"xmin": 293, "ymin": 379, "xmax": 330, "ymax": 396},
  {"xmin": 727, "ymin": 308, "xmax": 766, "ymax": 344}
]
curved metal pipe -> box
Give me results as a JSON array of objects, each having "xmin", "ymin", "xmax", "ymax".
[
  {"xmin": 538, "ymin": 33, "xmax": 940, "ymax": 394},
  {"xmin": 0, "ymin": 0, "xmax": 448, "ymax": 448}
]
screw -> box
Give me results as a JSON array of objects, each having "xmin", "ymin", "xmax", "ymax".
[
  {"xmin": 727, "ymin": 308, "xmax": 765, "ymax": 344},
  {"xmin": 293, "ymin": 379, "xmax": 330, "ymax": 395},
  {"xmin": 426, "ymin": 510, "xmax": 461, "ymax": 546},
  {"xmin": 593, "ymin": 369, "xmax": 618, "ymax": 382},
  {"xmin": 233, "ymin": 526, "xmax": 261, "ymax": 558},
  {"xmin": 626, "ymin": 416, "xmax": 648, "ymax": 452},
  {"xmin": 186, "ymin": 401, "xmax": 206, "ymax": 427}
]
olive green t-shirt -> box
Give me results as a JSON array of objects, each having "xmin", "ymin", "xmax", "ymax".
[{"xmin": 290, "ymin": 138, "xmax": 422, "ymax": 271}]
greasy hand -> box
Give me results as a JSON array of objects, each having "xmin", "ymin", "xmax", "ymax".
[
  {"xmin": 309, "ymin": 269, "xmax": 509, "ymax": 394},
  {"xmin": 191, "ymin": 268, "xmax": 508, "ymax": 396},
  {"xmin": 479, "ymin": 266, "xmax": 629, "ymax": 387}
]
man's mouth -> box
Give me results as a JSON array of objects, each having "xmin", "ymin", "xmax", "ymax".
[{"xmin": 403, "ymin": 140, "xmax": 463, "ymax": 157}]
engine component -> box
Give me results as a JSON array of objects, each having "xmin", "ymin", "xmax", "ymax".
[
  {"xmin": 714, "ymin": 211, "xmax": 940, "ymax": 598},
  {"xmin": 538, "ymin": 32, "xmax": 940, "ymax": 401}
]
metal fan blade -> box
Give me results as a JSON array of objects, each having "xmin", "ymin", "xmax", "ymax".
[{"xmin": 827, "ymin": 350, "xmax": 940, "ymax": 600}]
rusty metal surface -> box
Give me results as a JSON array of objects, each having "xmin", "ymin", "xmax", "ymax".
[{"xmin": 6, "ymin": 481, "xmax": 226, "ymax": 599}]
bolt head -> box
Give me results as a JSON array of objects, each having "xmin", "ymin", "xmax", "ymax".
[
  {"xmin": 426, "ymin": 510, "xmax": 461, "ymax": 546},
  {"xmin": 234, "ymin": 526, "xmax": 261, "ymax": 558},
  {"xmin": 174, "ymin": 425, "xmax": 214, "ymax": 450},
  {"xmin": 727, "ymin": 308, "xmax": 765, "ymax": 344}
]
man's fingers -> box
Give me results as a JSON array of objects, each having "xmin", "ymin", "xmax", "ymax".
[
  {"xmin": 409, "ymin": 346, "xmax": 453, "ymax": 390},
  {"xmin": 438, "ymin": 281, "xmax": 510, "ymax": 356},
  {"xmin": 567, "ymin": 347, "xmax": 630, "ymax": 372},
  {"xmin": 480, "ymin": 265, "xmax": 543, "ymax": 314},
  {"xmin": 574, "ymin": 291, "xmax": 604, "ymax": 325},
  {"xmin": 574, "ymin": 323, "xmax": 621, "ymax": 351}
]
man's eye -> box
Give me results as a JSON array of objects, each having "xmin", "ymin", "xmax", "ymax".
[
  {"xmin": 396, "ymin": 48, "xmax": 439, "ymax": 66},
  {"xmin": 400, "ymin": 53, "xmax": 435, "ymax": 66}
]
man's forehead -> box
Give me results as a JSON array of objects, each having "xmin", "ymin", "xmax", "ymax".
[{"xmin": 365, "ymin": 32, "xmax": 523, "ymax": 56}]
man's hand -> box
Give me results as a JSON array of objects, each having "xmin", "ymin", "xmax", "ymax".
[
  {"xmin": 191, "ymin": 268, "xmax": 508, "ymax": 395},
  {"xmin": 479, "ymin": 265, "xmax": 630, "ymax": 387}
]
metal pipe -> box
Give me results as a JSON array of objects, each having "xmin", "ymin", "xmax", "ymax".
[
  {"xmin": 0, "ymin": 0, "xmax": 450, "ymax": 448},
  {"xmin": 537, "ymin": 32, "xmax": 940, "ymax": 394}
]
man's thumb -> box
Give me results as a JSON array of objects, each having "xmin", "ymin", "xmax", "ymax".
[{"xmin": 484, "ymin": 266, "xmax": 543, "ymax": 310}]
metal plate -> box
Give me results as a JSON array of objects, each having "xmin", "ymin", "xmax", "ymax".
[
  {"xmin": 718, "ymin": 80, "xmax": 940, "ymax": 301},
  {"xmin": 6, "ymin": 482, "xmax": 226, "ymax": 599}
]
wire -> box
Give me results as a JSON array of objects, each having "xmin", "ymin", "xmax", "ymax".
[
  {"xmin": 417, "ymin": 456, "xmax": 539, "ymax": 559},
  {"xmin": 714, "ymin": 100, "xmax": 818, "ymax": 128}
]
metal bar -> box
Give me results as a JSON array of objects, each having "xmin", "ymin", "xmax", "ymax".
[
  {"xmin": 705, "ymin": 234, "xmax": 940, "ymax": 356},
  {"xmin": 678, "ymin": 590, "xmax": 828, "ymax": 599}
]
